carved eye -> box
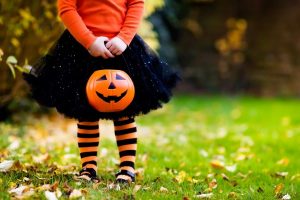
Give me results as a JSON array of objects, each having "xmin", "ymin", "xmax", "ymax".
[
  {"xmin": 97, "ymin": 75, "xmax": 107, "ymax": 81},
  {"xmin": 116, "ymin": 74, "xmax": 125, "ymax": 80}
]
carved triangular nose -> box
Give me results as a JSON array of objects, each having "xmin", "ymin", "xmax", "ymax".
[{"xmin": 108, "ymin": 82, "xmax": 116, "ymax": 89}]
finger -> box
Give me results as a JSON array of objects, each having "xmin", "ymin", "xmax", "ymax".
[
  {"xmin": 101, "ymin": 53, "xmax": 108, "ymax": 59},
  {"xmin": 105, "ymin": 50, "xmax": 115, "ymax": 58},
  {"xmin": 115, "ymin": 51, "xmax": 122, "ymax": 56},
  {"xmin": 105, "ymin": 41, "xmax": 112, "ymax": 49},
  {"xmin": 109, "ymin": 46, "xmax": 117, "ymax": 53},
  {"xmin": 112, "ymin": 48, "xmax": 120, "ymax": 55}
]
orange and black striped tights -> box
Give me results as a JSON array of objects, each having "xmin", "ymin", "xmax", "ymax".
[{"xmin": 77, "ymin": 117, "xmax": 137, "ymax": 181}]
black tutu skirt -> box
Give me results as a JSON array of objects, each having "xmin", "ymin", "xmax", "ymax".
[{"xmin": 24, "ymin": 30, "xmax": 180, "ymax": 120}]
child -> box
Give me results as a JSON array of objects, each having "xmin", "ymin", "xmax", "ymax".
[{"xmin": 24, "ymin": 0, "xmax": 179, "ymax": 184}]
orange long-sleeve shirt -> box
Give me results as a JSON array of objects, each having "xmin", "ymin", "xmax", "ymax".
[{"xmin": 57, "ymin": 0, "xmax": 144, "ymax": 49}]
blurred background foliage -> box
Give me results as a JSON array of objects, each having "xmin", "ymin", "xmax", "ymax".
[{"xmin": 1, "ymin": 0, "xmax": 300, "ymax": 120}]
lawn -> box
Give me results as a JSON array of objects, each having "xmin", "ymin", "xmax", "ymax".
[{"xmin": 0, "ymin": 95, "xmax": 300, "ymax": 199}]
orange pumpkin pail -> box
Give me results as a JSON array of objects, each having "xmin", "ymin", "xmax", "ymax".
[{"xmin": 86, "ymin": 69, "xmax": 135, "ymax": 112}]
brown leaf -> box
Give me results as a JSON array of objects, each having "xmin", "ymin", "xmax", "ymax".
[
  {"xmin": 208, "ymin": 179, "xmax": 217, "ymax": 190},
  {"xmin": 50, "ymin": 181, "xmax": 59, "ymax": 192},
  {"xmin": 63, "ymin": 182, "xmax": 73, "ymax": 195},
  {"xmin": 274, "ymin": 183, "xmax": 284, "ymax": 195}
]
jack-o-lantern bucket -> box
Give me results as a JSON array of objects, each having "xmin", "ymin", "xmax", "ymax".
[{"xmin": 86, "ymin": 70, "xmax": 135, "ymax": 112}]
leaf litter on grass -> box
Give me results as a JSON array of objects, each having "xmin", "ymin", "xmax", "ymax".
[{"xmin": 1, "ymin": 96, "xmax": 300, "ymax": 199}]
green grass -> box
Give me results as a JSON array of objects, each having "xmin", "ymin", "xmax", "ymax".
[{"xmin": 1, "ymin": 95, "xmax": 300, "ymax": 199}]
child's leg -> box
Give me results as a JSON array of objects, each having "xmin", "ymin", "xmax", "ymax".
[
  {"xmin": 113, "ymin": 117, "xmax": 137, "ymax": 182},
  {"xmin": 77, "ymin": 120, "xmax": 99, "ymax": 176}
]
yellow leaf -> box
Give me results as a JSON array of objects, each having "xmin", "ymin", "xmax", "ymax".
[
  {"xmin": 45, "ymin": 11, "xmax": 54, "ymax": 19},
  {"xmin": 210, "ymin": 160, "xmax": 224, "ymax": 169},
  {"xmin": 174, "ymin": 171, "xmax": 187, "ymax": 183},
  {"xmin": 0, "ymin": 48, "xmax": 3, "ymax": 62},
  {"xmin": 11, "ymin": 38, "xmax": 20, "ymax": 47},
  {"xmin": 277, "ymin": 158, "xmax": 289, "ymax": 166}
]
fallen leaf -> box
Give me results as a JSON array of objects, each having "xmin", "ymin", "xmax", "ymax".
[
  {"xmin": 274, "ymin": 183, "xmax": 284, "ymax": 195},
  {"xmin": 0, "ymin": 160, "xmax": 14, "ymax": 172},
  {"xmin": 160, "ymin": 186, "xmax": 168, "ymax": 192},
  {"xmin": 174, "ymin": 171, "xmax": 187, "ymax": 183},
  {"xmin": 221, "ymin": 173, "xmax": 230, "ymax": 181},
  {"xmin": 195, "ymin": 193, "xmax": 213, "ymax": 199},
  {"xmin": 56, "ymin": 188, "xmax": 62, "ymax": 198},
  {"xmin": 210, "ymin": 160, "xmax": 224, "ymax": 169},
  {"xmin": 133, "ymin": 185, "xmax": 141, "ymax": 193},
  {"xmin": 23, "ymin": 177, "xmax": 30, "ymax": 182},
  {"xmin": 38, "ymin": 184, "xmax": 51, "ymax": 191},
  {"xmin": 225, "ymin": 164, "xmax": 237, "ymax": 172},
  {"xmin": 199, "ymin": 149, "xmax": 208, "ymax": 157},
  {"xmin": 33, "ymin": 153, "xmax": 50, "ymax": 163},
  {"xmin": 69, "ymin": 189, "xmax": 82, "ymax": 199},
  {"xmin": 228, "ymin": 192, "xmax": 237, "ymax": 198},
  {"xmin": 45, "ymin": 191, "xmax": 58, "ymax": 200},
  {"xmin": 235, "ymin": 154, "xmax": 246, "ymax": 161},
  {"xmin": 274, "ymin": 172, "xmax": 288, "ymax": 178},
  {"xmin": 8, "ymin": 184, "xmax": 34, "ymax": 198},
  {"xmin": 8, "ymin": 185, "xmax": 28, "ymax": 196},
  {"xmin": 8, "ymin": 140, "xmax": 20, "ymax": 150},
  {"xmin": 282, "ymin": 194, "xmax": 291, "ymax": 200},
  {"xmin": 291, "ymin": 173, "xmax": 300, "ymax": 181},
  {"xmin": 63, "ymin": 182, "xmax": 73, "ymax": 194},
  {"xmin": 208, "ymin": 179, "xmax": 217, "ymax": 189},
  {"xmin": 277, "ymin": 158, "xmax": 289, "ymax": 166},
  {"xmin": 50, "ymin": 182, "xmax": 59, "ymax": 191}
]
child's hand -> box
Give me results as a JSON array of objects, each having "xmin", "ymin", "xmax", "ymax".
[
  {"xmin": 105, "ymin": 37, "xmax": 127, "ymax": 56},
  {"xmin": 88, "ymin": 37, "xmax": 115, "ymax": 59}
]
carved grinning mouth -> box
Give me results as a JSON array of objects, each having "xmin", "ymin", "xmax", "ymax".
[{"xmin": 96, "ymin": 90, "xmax": 128, "ymax": 103}]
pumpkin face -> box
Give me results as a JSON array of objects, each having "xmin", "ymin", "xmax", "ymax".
[{"xmin": 86, "ymin": 70, "xmax": 135, "ymax": 112}]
